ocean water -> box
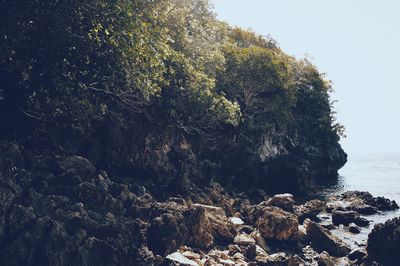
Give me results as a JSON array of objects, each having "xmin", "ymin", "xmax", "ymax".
[
  {"xmin": 338, "ymin": 153, "xmax": 400, "ymax": 204},
  {"xmin": 320, "ymin": 153, "xmax": 400, "ymax": 247}
]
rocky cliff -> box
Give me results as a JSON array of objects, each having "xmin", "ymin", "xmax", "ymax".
[{"xmin": 0, "ymin": 143, "xmax": 394, "ymax": 265}]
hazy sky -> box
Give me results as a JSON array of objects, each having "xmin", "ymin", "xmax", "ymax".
[{"xmin": 211, "ymin": 0, "xmax": 400, "ymax": 154}]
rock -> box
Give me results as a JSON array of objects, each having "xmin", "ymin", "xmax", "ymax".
[
  {"xmin": 233, "ymin": 252, "xmax": 245, "ymax": 260},
  {"xmin": 317, "ymin": 251, "xmax": 337, "ymax": 266},
  {"xmin": 367, "ymin": 217, "xmax": 400, "ymax": 266},
  {"xmin": 218, "ymin": 258, "xmax": 236, "ymax": 266},
  {"xmin": 296, "ymin": 224, "xmax": 308, "ymax": 242},
  {"xmin": 245, "ymin": 244, "xmax": 257, "ymax": 260},
  {"xmin": 167, "ymin": 203, "xmax": 235, "ymax": 251},
  {"xmin": 302, "ymin": 245, "xmax": 320, "ymax": 263},
  {"xmin": 192, "ymin": 204, "xmax": 226, "ymax": 219},
  {"xmin": 251, "ymin": 230, "xmax": 270, "ymax": 253},
  {"xmin": 352, "ymin": 204, "xmax": 378, "ymax": 215},
  {"xmin": 339, "ymin": 191, "xmax": 399, "ymax": 212},
  {"xmin": 348, "ymin": 249, "xmax": 366, "ymax": 261},
  {"xmin": 59, "ymin": 156, "xmax": 95, "ymax": 178},
  {"xmin": 256, "ymin": 206, "xmax": 299, "ymax": 240},
  {"xmin": 234, "ymin": 212, "xmax": 244, "ymax": 218},
  {"xmin": 305, "ymin": 219, "xmax": 351, "ymax": 257},
  {"xmin": 265, "ymin": 193, "xmax": 295, "ymax": 212},
  {"xmin": 208, "ymin": 249, "xmax": 231, "ymax": 263},
  {"xmin": 234, "ymin": 233, "xmax": 256, "ymax": 245},
  {"xmin": 321, "ymin": 224, "xmax": 335, "ymax": 230},
  {"xmin": 325, "ymin": 202, "xmax": 344, "ymax": 213},
  {"xmin": 318, "ymin": 253, "xmax": 351, "ymax": 266},
  {"xmin": 255, "ymin": 245, "xmax": 268, "ymax": 258},
  {"xmin": 255, "ymin": 253, "xmax": 305, "ymax": 266},
  {"xmin": 244, "ymin": 244, "xmax": 268, "ymax": 261},
  {"xmin": 191, "ymin": 204, "xmax": 235, "ymax": 246},
  {"xmin": 295, "ymin": 199, "xmax": 325, "ymax": 222},
  {"xmin": 166, "ymin": 251, "xmax": 198, "ymax": 266},
  {"xmin": 181, "ymin": 250, "xmax": 201, "ymax": 260},
  {"xmin": 239, "ymin": 225, "xmax": 254, "ymax": 234},
  {"xmin": 148, "ymin": 212, "xmax": 189, "ymax": 254},
  {"xmin": 349, "ymin": 223, "xmax": 361, "ymax": 234},
  {"xmin": 332, "ymin": 210, "xmax": 370, "ymax": 227},
  {"xmin": 229, "ymin": 217, "xmax": 244, "ymax": 225},
  {"xmin": 288, "ymin": 255, "xmax": 307, "ymax": 266},
  {"xmin": 228, "ymin": 244, "xmax": 241, "ymax": 254},
  {"xmin": 262, "ymin": 252, "xmax": 289, "ymax": 265}
]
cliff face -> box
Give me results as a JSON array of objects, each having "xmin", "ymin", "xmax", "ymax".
[{"xmin": 91, "ymin": 110, "xmax": 346, "ymax": 197}]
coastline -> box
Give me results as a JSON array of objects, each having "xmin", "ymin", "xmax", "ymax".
[{"xmin": 0, "ymin": 149, "xmax": 398, "ymax": 265}]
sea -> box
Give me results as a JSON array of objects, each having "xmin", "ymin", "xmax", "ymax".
[{"xmin": 320, "ymin": 153, "xmax": 400, "ymax": 247}]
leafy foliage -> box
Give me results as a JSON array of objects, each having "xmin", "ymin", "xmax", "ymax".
[{"xmin": 0, "ymin": 0, "xmax": 345, "ymax": 191}]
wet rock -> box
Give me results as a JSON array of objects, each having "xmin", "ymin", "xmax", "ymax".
[
  {"xmin": 352, "ymin": 204, "xmax": 378, "ymax": 215},
  {"xmin": 256, "ymin": 206, "xmax": 299, "ymax": 240},
  {"xmin": 349, "ymin": 223, "xmax": 361, "ymax": 234},
  {"xmin": 325, "ymin": 202, "xmax": 344, "ymax": 213},
  {"xmin": 332, "ymin": 210, "xmax": 370, "ymax": 227},
  {"xmin": 265, "ymin": 193, "xmax": 295, "ymax": 212},
  {"xmin": 338, "ymin": 191, "xmax": 399, "ymax": 212},
  {"xmin": 348, "ymin": 249, "xmax": 366, "ymax": 261},
  {"xmin": 367, "ymin": 217, "xmax": 400, "ymax": 266},
  {"xmin": 305, "ymin": 219, "xmax": 351, "ymax": 257},
  {"xmin": 321, "ymin": 223, "xmax": 335, "ymax": 230},
  {"xmin": 295, "ymin": 199, "xmax": 325, "ymax": 222}
]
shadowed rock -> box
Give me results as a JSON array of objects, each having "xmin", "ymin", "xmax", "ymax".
[
  {"xmin": 367, "ymin": 217, "xmax": 400, "ymax": 266},
  {"xmin": 332, "ymin": 210, "xmax": 370, "ymax": 227},
  {"xmin": 305, "ymin": 219, "xmax": 351, "ymax": 257}
]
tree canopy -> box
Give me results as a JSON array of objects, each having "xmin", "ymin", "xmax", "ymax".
[{"xmin": 0, "ymin": 0, "xmax": 346, "ymax": 192}]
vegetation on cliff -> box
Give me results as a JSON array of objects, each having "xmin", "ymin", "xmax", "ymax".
[{"xmin": 0, "ymin": 0, "xmax": 346, "ymax": 195}]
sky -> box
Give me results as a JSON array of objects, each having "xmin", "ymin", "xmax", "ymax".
[{"xmin": 211, "ymin": 0, "xmax": 400, "ymax": 154}]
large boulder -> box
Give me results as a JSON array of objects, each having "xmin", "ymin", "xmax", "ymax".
[
  {"xmin": 256, "ymin": 206, "xmax": 299, "ymax": 240},
  {"xmin": 148, "ymin": 203, "xmax": 236, "ymax": 255},
  {"xmin": 264, "ymin": 193, "xmax": 295, "ymax": 212},
  {"xmin": 305, "ymin": 219, "xmax": 351, "ymax": 257},
  {"xmin": 337, "ymin": 191, "xmax": 399, "ymax": 213},
  {"xmin": 367, "ymin": 217, "xmax": 400, "ymax": 266}
]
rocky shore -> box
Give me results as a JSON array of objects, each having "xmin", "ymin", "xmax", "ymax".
[{"xmin": 1, "ymin": 144, "xmax": 399, "ymax": 265}]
